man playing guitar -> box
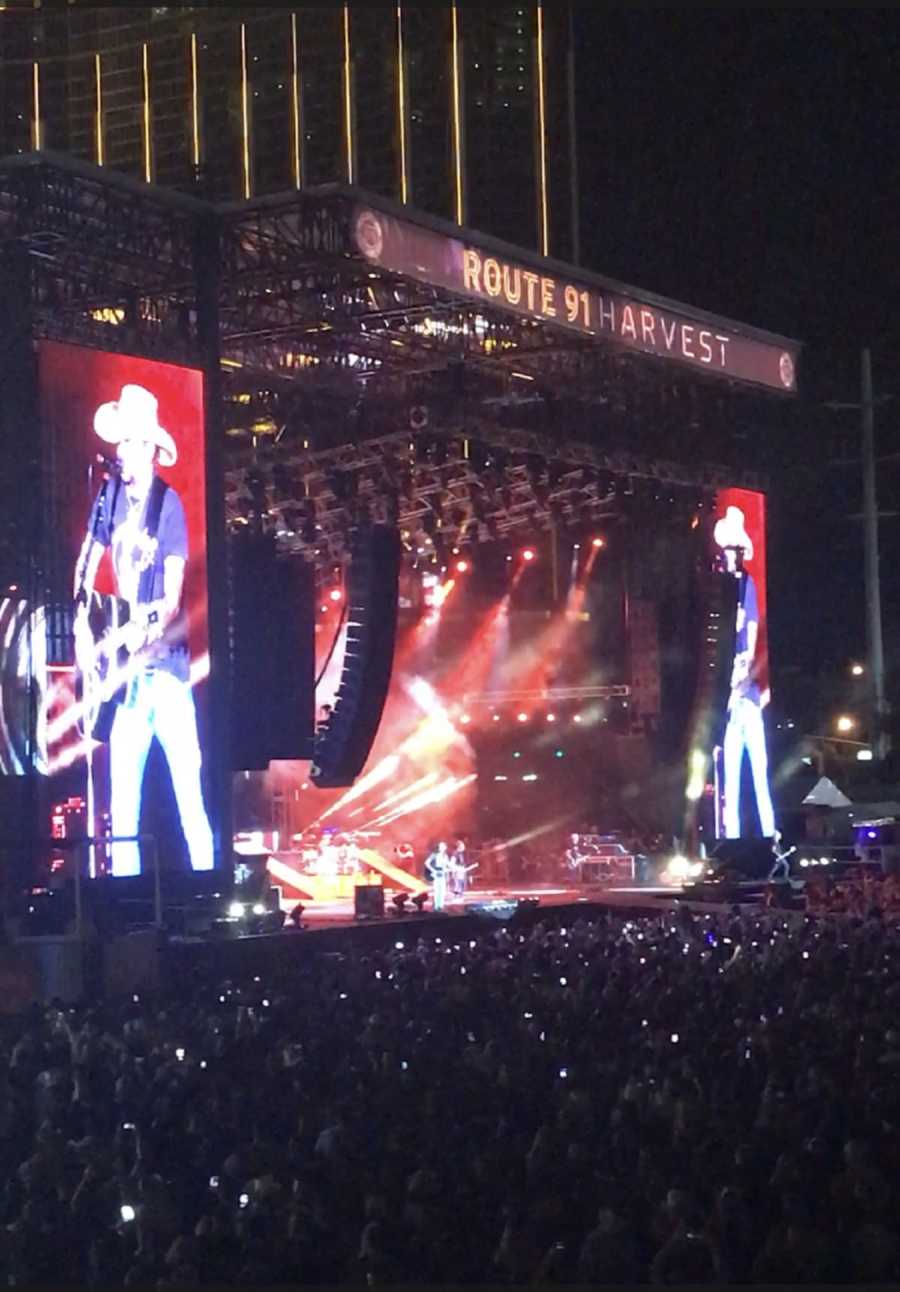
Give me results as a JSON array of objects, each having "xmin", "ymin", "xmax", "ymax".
[
  {"xmin": 73, "ymin": 384, "xmax": 213, "ymax": 877},
  {"xmin": 450, "ymin": 840, "xmax": 477, "ymax": 900},
  {"xmin": 714, "ymin": 505, "xmax": 776, "ymax": 840},
  {"xmin": 424, "ymin": 841, "xmax": 451, "ymax": 912}
]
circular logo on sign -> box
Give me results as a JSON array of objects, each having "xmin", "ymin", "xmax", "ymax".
[
  {"xmin": 779, "ymin": 351, "xmax": 795, "ymax": 389},
  {"xmin": 355, "ymin": 209, "xmax": 384, "ymax": 263}
]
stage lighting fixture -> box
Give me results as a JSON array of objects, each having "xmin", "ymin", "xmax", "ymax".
[
  {"xmin": 517, "ymin": 713, "xmax": 528, "ymax": 723},
  {"xmin": 288, "ymin": 903, "xmax": 305, "ymax": 928},
  {"xmin": 392, "ymin": 893, "xmax": 410, "ymax": 915},
  {"xmin": 546, "ymin": 713, "xmax": 557, "ymax": 723},
  {"xmin": 573, "ymin": 714, "xmax": 583, "ymax": 724},
  {"xmin": 411, "ymin": 893, "xmax": 428, "ymax": 913},
  {"xmin": 456, "ymin": 560, "xmax": 469, "ymax": 574},
  {"xmin": 522, "ymin": 548, "xmax": 536, "ymax": 563},
  {"xmin": 592, "ymin": 537, "xmax": 605, "ymax": 549},
  {"xmin": 329, "ymin": 588, "xmax": 343, "ymax": 603},
  {"xmin": 460, "ymin": 714, "xmax": 472, "ymax": 725}
]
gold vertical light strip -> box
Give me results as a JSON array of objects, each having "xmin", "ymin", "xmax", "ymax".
[
  {"xmin": 342, "ymin": 4, "xmax": 355, "ymax": 184},
  {"xmin": 290, "ymin": 12, "xmax": 302, "ymax": 188},
  {"xmin": 396, "ymin": 3, "xmax": 409, "ymax": 203},
  {"xmin": 141, "ymin": 41, "xmax": 152, "ymax": 182},
  {"xmin": 240, "ymin": 21, "xmax": 251, "ymax": 198},
  {"xmin": 536, "ymin": 0, "xmax": 550, "ymax": 255},
  {"xmin": 94, "ymin": 52, "xmax": 104, "ymax": 165},
  {"xmin": 450, "ymin": 1, "xmax": 465, "ymax": 224},
  {"xmin": 32, "ymin": 61, "xmax": 42, "ymax": 150},
  {"xmin": 190, "ymin": 31, "xmax": 201, "ymax": 170}
]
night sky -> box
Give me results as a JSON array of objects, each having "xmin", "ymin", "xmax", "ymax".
[{"xmin": 576, "ymin": 10, "xmax": 900, "ymax": 729}]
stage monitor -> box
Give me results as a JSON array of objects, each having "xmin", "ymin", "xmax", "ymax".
[
  {"xmin": 709, "ymin": 487, "xmax": 774, "ymax": 841},
  {"xmin": 0, "ymin": 341, "xmax": 219, "ymax": 879}
]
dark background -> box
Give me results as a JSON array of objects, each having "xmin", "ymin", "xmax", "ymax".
[{"xmin": 576, "ymin": 9, "xmax": 900, "ymax": 742}]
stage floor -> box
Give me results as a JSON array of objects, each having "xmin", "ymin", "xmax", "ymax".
[{"xmin": 281, "ymin": 881, "xmax": 706, "ymax": 929}]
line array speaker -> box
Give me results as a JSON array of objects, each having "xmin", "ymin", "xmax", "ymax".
[{"xmin": 312, "ymin": 524, "xmax": 401, "ymax": 788}]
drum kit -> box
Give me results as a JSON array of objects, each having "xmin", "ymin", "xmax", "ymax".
[{"xmin": 296, "ymin": 829, "xmax": 380, "ymax": 877}]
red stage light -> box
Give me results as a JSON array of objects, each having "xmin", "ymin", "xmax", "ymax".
[
  {"xmin": 517, "ymin": 712, "xmax": 528, "ymax": 723},
  {"xmin": 492, "ymin": 714, "xmax": 501, "ymax": 723},
  {"xmin": 329, "ymin": 588, "xmax": 343, "ymax": 602},
  {"xmin": 592, "ymin": 537, "xmax": 605, "ymax": 549},
  {"xmin": 460, "ymin": 714, "xmax": 472, "ymax": 725},
  {"xmin": 522, "ymin": 548, "xmax": 536, "ymax": 563},
  {"xmin": 320, "ymin": 605, "xmax": 328, "ymax": 613},
  {"xmin": 456, "ymin": 560, "xmax": 469, "ymax": 574},
  {"xmin": 546, "ymin": 713, "xmax": 557, "ymax": 723}
]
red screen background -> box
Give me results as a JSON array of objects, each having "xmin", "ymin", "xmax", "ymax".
[
  {"xmin": 37, "ymin": 342, "xmax": 211, "ymax": 868},
  {"xmin": 714, "ymin": 486, "xmax": 769, "ymax": 708},
  {"xmin": 39, "ymin": 342, "xmax": 208, "ymax": 672}
]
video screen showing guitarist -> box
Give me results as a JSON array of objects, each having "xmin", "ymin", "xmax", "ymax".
[
  {"xmin": 714, "ymin": 504, "xmax": 776, "ymax": 840},
  {"xmin": 72, "ymin": 384, "xmax": 213, "ymax": 877}
]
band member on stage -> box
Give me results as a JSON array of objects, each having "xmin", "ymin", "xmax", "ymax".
[
  {"xmin": 714, "ymin": 506, "xmax": 776, "ymax": 840},
  {"xmin": 425, "ymin": 840, "xmax": 451, "ymax": 912},
  {"xmin": 565, "ymin": 833, "xmax": 583, "ymax": 870},
  {"xmin": 73, "ymin": 384, "xmax": 213, "ymax": 877},
  {"xmin": 450, "ymin": 839, "xmax": 473, "ymax": 900}
]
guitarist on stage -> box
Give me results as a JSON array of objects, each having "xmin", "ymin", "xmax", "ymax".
[
  {"xmin": 450, "ymin": 839, "xmax": 476, "ymax": 900},
  {"xmin": 73, "ymin": 384, "xmax": 214, "ymax": 877},
  {"xmin": 714, "ymin": 505, "xmax": 776, "ymax": 841}
]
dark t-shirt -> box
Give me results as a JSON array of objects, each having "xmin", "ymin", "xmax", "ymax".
[{"xmin": 93, "ymin": 478, "xmax": 190, "ymax": 682}]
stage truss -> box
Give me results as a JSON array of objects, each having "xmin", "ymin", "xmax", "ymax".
[{"xmin": 0, "ymin": 152, "xmax": 783, "ymax": 576}]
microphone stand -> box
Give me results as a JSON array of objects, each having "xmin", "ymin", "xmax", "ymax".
[{"xmin": 74, "ymin": 465, "xmax": 118, "ymax": 880}]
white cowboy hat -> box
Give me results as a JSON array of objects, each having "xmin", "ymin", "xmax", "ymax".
[
  {"xmin": 94, "ymin": 384, "xmax": 178, "ymax": 468},
  {"xmin": 713, "ymin": 505, "xmax": 754, "ymax": 561}
]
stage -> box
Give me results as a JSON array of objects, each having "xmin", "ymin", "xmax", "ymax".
[
  {"xmin": 0, "ymin": 153, "xmax": 797, "ymax": 975},
  {"xmin": 280, "ymin": 880, "xmax": 691, "ymax": 929}
]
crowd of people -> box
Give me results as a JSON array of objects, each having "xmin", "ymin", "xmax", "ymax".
[
  {"xmin": 0, "ymin": 901, "xmax": 898, "ymax": 1284},
  {"xmin": 805, "ymin": 868, "xmax": 900, "ymax": 917}
]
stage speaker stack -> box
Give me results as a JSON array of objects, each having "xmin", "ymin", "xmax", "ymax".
[
  {"xmin": 312, "ymin": 524, "xmax": 401, "ymax": 789},
  {"xmin": 354, "ymin": 885, "xmax": 385, "ymax": 919}
]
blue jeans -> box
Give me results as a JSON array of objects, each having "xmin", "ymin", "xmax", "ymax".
[
  {"xmin": 108, "ymin": 669, "xmax": 214, "ymax": 876},
  {"xmin": 723, "ymin": 696, "xmax": 775, "ymax": 839}
]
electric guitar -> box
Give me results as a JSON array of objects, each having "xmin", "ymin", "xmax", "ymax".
[{"xmin": 74, "ymin": 593, "xmax": 153, "ymax": 742}]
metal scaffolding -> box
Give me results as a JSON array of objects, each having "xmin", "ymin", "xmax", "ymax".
[{"xmin": 0, "ymin": 151, "xmax": 787, "ymax": 573}]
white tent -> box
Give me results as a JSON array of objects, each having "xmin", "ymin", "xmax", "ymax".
[{"xmin": 802, "ymin": 777, "xmax": 852, "ymax": 809}]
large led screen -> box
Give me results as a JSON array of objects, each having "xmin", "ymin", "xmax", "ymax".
[
  {"xmin": 711, "ymin": 487, "xmax": 775, "ymax": 840},
  {"xmin": 29, "ymin": 342, "xmax": 215, "ymax": 877}
]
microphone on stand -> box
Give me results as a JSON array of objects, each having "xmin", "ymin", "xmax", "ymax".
[{"xmin": 94, "ymin": 453, "xmax": 123, "ymax": 479}]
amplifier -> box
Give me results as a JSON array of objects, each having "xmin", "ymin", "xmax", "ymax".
[
  {"xmin": 579, "ymin": 861, "xmax": 611, "ymax": 884},
  {"xmin": 354, "ymin": 885, "xmax": 385, "ymax": 919}
]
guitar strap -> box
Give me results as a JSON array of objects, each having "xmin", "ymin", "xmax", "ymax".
[{"xmin": 137, "ymin": 476, "xmax": 169, "ymax": 604}]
